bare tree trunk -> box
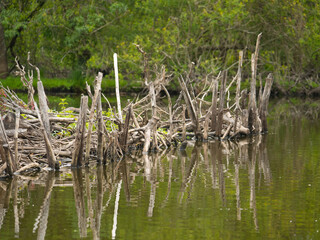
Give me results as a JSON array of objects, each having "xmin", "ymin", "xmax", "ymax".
[
  {"xmin": 0, "ymin": 115, "xmax": 16, "ymax": 175},
  {"xmin": 85, "ymin": 72, "xmax": 103, "ymax": 165},
  {"xmin": 259, "ymin": 74, "xmax": 274, "ymax": 133},
  {"xmin": 248, "ymin": 33, "xmax": 262, "ymax": 134},
  {"xmin": 216, "ymin": 71, "xmax": 227, "ymax": 138},
  {"xmin": 72, "ymin": 96, "xmax": 88, "ymax": 168},
  {"xmin": 0, "ymin": 23, "xmax": 8, "ymax": 79}
]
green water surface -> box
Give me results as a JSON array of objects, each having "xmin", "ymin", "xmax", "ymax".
[{"xmin": 0, "ymin": 99, "xmax": 320, "ymax": 239}]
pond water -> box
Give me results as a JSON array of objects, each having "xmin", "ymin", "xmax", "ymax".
[{"xmin": 0, "ymin": 98, "xmax": 320, "ymax": 240}]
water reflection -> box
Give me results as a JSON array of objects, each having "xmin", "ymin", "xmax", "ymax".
[{"xmin": 0, "ymin": 137, "xmax": 272, "ymax": 239}]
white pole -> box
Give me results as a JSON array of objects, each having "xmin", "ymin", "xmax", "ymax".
[{"xmin": 113, "ymin": 53, "xmax": 123, "ymax": 122}]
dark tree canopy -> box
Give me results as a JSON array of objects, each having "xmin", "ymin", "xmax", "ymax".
[{"xmin": 1, "ymin": 0, "xmax": 320, "ymax": 86}]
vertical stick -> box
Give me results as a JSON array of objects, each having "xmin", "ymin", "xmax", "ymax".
[
  {"xmin": 162, "ymin": 85, "xmax": 173, "ymax": 142},
  {"xmin": 234, "ymin": 51, "xmax": 243, "ymax": 137},
  {"xmin": 182, "ymin": 105, "xmax": 186, "ymax": 142},
  {"xmin": 203, "ymin": 114, "xmax": 209, "ymax": 141},
  {"xmin": 0, "ymin": 115, "xmax": 16, "ymax": 175},
  {"xmin": 37, "ymin": 81, "xmax": 51, "ymax": 139},
  {"xmin": 211, "ymin": 79, "xmax": 218, "ymax": 131},
  {"xmin": 235, "ymin": 51, "xmax": 244, "ymax": 109},
  {"xmin": 13, "ymin": 108, "xmax": 20, "ymax": 170},
  {"xmin": 34, "ymin": 102, "xmax": 58, "ymax": 170},
  {"xmin": 85, "ymin": 72, "xmax": 103, "ymax": 165},
  {"xmin": 248, "ymin": 33, "xmax": 262, "ymax": 134},
  {"xmin": 149, "ymin": 82, "xmax": 159, "ymax": 150},
  {"xmin": 150, "ymin": 82, "xmax": 157, "ymax": 117},
  {"xmin": 259, "ymin": 73, "xmax": 273, "ymax": 133},
  {"xmin": 97, "ymin": 92, "xmax": 104, "ymax": 163},
  {"xmin": 142, "ymin": 110, "xmax": 148, "ymax": 126},
  {"xmin": 120, "ymin": 104, "xmax": 131, "ymax": 153},
  {"xmin": 72, "ymin": 95, "xmax": 88, "ymax": 167},
  {"xmin": 113, "ymin": 53, "xmax": 123, "ymax": 122},
  {"xmin": 216, "ymin": 70, "xmax": 227, "ymax": 138},
  {"xmin": 178, "ymin": 76, "xmax": 199, "ymax": 139},
  {"xmin": 143, "ymin": 117, "xmax": 159, "ymax": 154},
  {"xmin": 258, "ymin": 74, "xmax": 263, "ymax": 106}
]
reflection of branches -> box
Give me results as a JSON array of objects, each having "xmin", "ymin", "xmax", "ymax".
[
  {"xmin": 248, "ymin": 142, "xmax": 259, "ymax": 231},
  {"xmin": 235, "ymin": 163, "xmax": 241, "ymax": 221},
  {"xmin": 258, "ymin": 136, "xmax": 272, "ymax": 185},
  {"xmin": 112, "ymin": 180, "xmax": 122, "ymax": 240},
  {"xmin": 217, "ymin": 143, "xmax": 226, "ymax": 206},
  {"xmin": 13, "ymin": 177, "xmax": 19, "ymax": 237},
  {"xmin": 0, "ymin": 179, "xmax": 12, "ymax": 231},
  {"xmin": 72, "ymin": 169, "xmax": 87, "ymax": 238},
  {"xmin": 161, "ymin": 151, "xmax": 173, "ymax": 208},
  {"xmin": 210, "ymin": 143, "xmax": 218, "ymax": 189},
  {"xmin": 234, "ymin": 147, "xmax": 241, "ymax": 221},
  {"xmin": 33, "ymin": 172, "xmax": 55, "ymax": 240},
  {"xmin": 95, "ymin": 166, "xmax": 104, "ymax": 240},
  {"xmin": 85, "ymin": 168, "xmax": 98, "ymax": 240},
  {"xmin": 179, "ymin": 145, "xmax": 199, "ymax": 203},
  {"xmin": 121, "ymin": 160, "xmax": 131, "ymax": 202},
  {"xmin": 147, "ymin": 153, "xmax": 159, "ymax": 217}
]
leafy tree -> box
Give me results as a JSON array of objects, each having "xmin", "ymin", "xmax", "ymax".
[{"xmin": 1, "ymin": 0, "xmax": 320, "ymax": 90}]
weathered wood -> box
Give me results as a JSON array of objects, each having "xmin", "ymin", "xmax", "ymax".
[
  {"xmin": 162, "ymin": 85, "xmax": 173, "ymax": 142},
  {"xmin": 0, "ymin": 36, "xmax": 274, "ymax": 170},
  {"xmin": 135, "ymin": 44, "xmax": 150, "ymax": 86},
  {"xmin": 120, "ymin": 104, "xmax": 132, "ymax": 153},
  {"xmin": 143, "ymin": 117, "xmax": 159, "ymax": 154},
  {"xmin": 259, "ymin": 73, "xmax": 274, "ymax": 133},
  {"xmin": 211, "ymin": 78, "xmax": 218, "ymax": 132},
  {"xmin": 248, "ymin": 33, "xmax": 262, "ymax": 134},
  {"xmin": 0, "ymin": 162, "xmax": 7, "ymax": 175},
  {"xmin": 34, "ymin": 102, "xmax": 58, "ymax": 170},
  {"xmin": 234, "ymin": 51, "xmax": 244, "ymax": 136},
  {"xmin": 85, "ymin": 72, "xmax": 103, "ymax": 165},
  {"xmin": 131, "ymin": 109, "xmax": 140, "ymax": 128},
  {"xmin": 150, "ymin": 82, "xmax": 157, "ymax": 117},
  {"xmin": 222, "ymin": 124, "xmax": 232, "ymax": 140},
  {"xmin": 14, "ymin": 162, "xmax": 40, "ymax": 175},
  {"xmin": 27, "ymin": 117, "xmax": 76, "ymax": 124},
  {"xmin": 182, "ymin": 105, "xmax": 186, "ymax": 142},
  {"xmin": 235, "ymin": 51, "xmax": 244, "ymax": 109},
  {"xmin": 0, "ymin": 115, "xmax": 16, "ymax": 175},
  {"xmin": 72, "ymin": 95, "xmax": 88, "ymax": 168},
  {"xmin": 37, "ymin": 81, "xmax": 51, "ymax": 139},
  {"xmin": 97, "ymin": 92, "xmax": 104, "ymax": 163},
  {"xmin": 216, "ymin": 70, "xmax": 227, "ymax": 138},
  {"xmin": 178, "ymin": 76, "xmax": 201, "ymax": 139},
  {"xmin": 13, "ymin": 108, "xmax": 20, "ymax": 169},
  {"xmin": 15, "ymin": 57, "xmax": 35, "ymax": 108},
  {"xmin": 203, "ymin": 114, "xmax": 210, "ymax": 141},
  {"xmin": 149, "ymin": 82, "xmax": 159, "ymax": 150}
]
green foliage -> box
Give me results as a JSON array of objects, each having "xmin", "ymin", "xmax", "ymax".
[
  {"xmin": 1, "ymin": 0, "xmax": 320, "ymax": 91},
  {"xmin": 103, "ymin": 108, "xmax": 118, "ymax": 132},
  {"xmin": 58, "ymin": 98, "xmax": 68, "ymax": 110}
]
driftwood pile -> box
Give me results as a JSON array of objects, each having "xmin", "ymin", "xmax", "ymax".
[{"xmin": 0, "ymin": 34, "xmax": 273, "ymax": 178}]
